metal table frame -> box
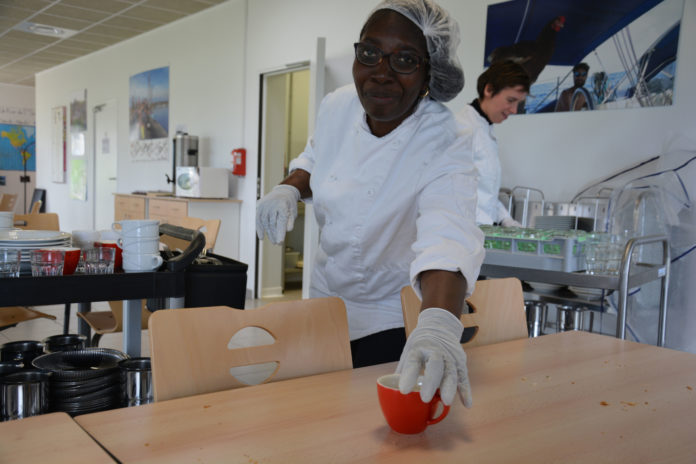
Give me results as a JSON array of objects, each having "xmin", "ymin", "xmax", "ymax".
[
  {"xmin": 481, "ymin": 235, "xmax": 670, "ymax": 346},
  {"xmin": 0, "ymin": 271, "xmax": 185, "ymax": 356}
]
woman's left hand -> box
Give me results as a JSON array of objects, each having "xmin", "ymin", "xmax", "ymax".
[{"xmin": 396, "ymin": 307, "xmax": 472, "ymax": 407}]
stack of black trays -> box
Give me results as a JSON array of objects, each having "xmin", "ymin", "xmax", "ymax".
[{"xmin": 32, "ymin": 348, "xmax": 129, "ymax": 416}]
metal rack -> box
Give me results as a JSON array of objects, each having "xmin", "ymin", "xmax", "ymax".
[{"xmin": 481, "ymin": 235, "xmax": 670, "ymax": 346}]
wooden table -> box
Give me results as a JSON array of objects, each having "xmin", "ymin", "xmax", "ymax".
[
  {"xmin": 75, "ymin": 332, "xmax": 696, "ymax": 463},
  {"xmin": 0, "ymin": 412, "xmax": 115, "ymax": 463}
]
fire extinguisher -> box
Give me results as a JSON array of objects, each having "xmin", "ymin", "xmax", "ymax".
[{"xmin": 231, "ymin": 148, "xmax": 246, "ymax": 176}]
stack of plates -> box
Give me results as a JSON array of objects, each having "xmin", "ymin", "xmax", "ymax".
[
  {"xmin": 32, "ymin": 348, "xmax": 129, "ymax": 415},
  {"xmin": 0, "ymin": 230, "xmax": 71, "ymax": 276},
  {"xmin": 568, "ymin": 286, "xmax": 611, "ymax": 300}
]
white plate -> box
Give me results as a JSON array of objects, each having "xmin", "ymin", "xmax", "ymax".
[
  {"xmin": 0, "ymin": 230, "xmax": 71, "ymax": 242},
  {"xmin": 568, "ymin": 286, "xmax": 607, "ymax": 300},
  {"xmin": 529, "ymin": 282, "xmax": 564, "ymax": 292}
]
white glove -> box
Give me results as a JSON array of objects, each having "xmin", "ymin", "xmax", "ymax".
[
  {"xmin": 396, "ymin": 308, "xmax": 472, "ymax": 407},
  {"xmin": 256, "ymin": 185, "xmax": 301, "ymax": 244},
  {"xmin": 500, "ymin": 216, "xmax": 523, "ymax": 228}
]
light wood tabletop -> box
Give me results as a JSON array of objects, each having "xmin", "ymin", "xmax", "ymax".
[
  {"xmin": 0, "ymin": 412, "xmax": 115, "ymax": 463},
  {"xmin": 75, "ymin": 331, "xmax": 696, "ymax": 463}
]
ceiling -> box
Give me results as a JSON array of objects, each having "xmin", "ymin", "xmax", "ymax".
[{"xmin": 0, "ymin": 0, "xmax": 227, "ymax": 87}]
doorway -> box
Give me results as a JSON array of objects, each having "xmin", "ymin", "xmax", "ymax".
[
  {"xmin": 92, "ymin": 100, "xmax": 118, "ymax": 230},
  {"xmin": 257, "ymin": 68, "xmax": 310, "ymax": 299}
]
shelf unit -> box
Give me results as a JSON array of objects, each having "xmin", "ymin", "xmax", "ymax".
[{"xmin": 481, "ymin": 235, "xmax": 670, "ymax": 346}]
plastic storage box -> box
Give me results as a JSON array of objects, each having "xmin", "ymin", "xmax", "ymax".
[
  {"xmin": 184, "ymin": 253, "xmax": 248, "ymax": 309},
  {"xmin": 481, "ymin": 226, "xmax": 587, "ymax": 272}
]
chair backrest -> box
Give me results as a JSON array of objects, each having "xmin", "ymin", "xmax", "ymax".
[
  {"xmin": 14, "ymin": 213, "xmax": 60, "ymax": 231},
  {"xmin": 149, "ymin": 297, "xmax": 352, "ymax": 402},
  {"xmin": 160, "ymin": 216, "xmax": 221, "ymax": 252},
  {"xmin": 0, "ymin": 193, "xmax": 17, "ymax": 212},
  {"xmin": 30, "ymin": 200, "xmax": 42, "ymax": 214},
  {"xmin": 401, "ymin": 277, "xmax": 528, "ymax": 348}
]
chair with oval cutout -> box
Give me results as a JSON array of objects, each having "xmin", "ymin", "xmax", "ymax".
[
  {"xmin": 149, "ymin": 297, "xmax": 352, "ymax": 402},
  {"xmin": 400, "ymin": 277, "xmax": 528, "ymax": 348},
  {"xmin": 0, "ymin": 193, "xmax": 17, "ymax": 212}
]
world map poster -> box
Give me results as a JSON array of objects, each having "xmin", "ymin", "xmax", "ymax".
[{"xmin": 0, "ymin": 124, "xmax": 36, "ymax": 171}]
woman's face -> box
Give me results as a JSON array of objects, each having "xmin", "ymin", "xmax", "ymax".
[
  {"xmin": 353, "ymin": 10, "xmax": 429, "ymax": 137},
  {"xmin": 480, "ymin": 84, "xmax": 528, "ymax": 124}
]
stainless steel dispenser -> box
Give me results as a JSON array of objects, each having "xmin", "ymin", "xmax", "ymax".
[{"xmin": 166, "ymin": 132, "xmax": 199, "ymax": 194}]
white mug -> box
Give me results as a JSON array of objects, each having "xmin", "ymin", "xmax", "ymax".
[
  {"xmin": 112, "ymin": 220, "xmax": 160, "ymax": 239},
  {"xmin": 118, "ymin": 237, "xmax": 159, "ymax": 254},
  {"xmin": 0, "ymin": 212, "xmax": 14, "ymax": 229},
  {"xmin": 122, "ymin": 252, "xmax": 163, "ymax": 272}
]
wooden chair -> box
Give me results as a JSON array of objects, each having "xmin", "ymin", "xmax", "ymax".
[
  {"xmin": 1, "ymin": 211, "xmax": 61, "ymax": 331},
  {"xmin": 76, "ymin": 300, "xmax": 152, "ymax": 347},
  {"xmin": 14, "ymin": 213, "xmax": 60, "ymax": 231},
  {"xmin": 160, "ymin": 216, "xmax": 221, "ymax": 253},
  {"xmin": 0, "ymin": 193, "xmax": 17, "ymax": 212},
  {"xmin": 400, "ymin": 277, "xmax": 528, "ymax": 348},
  {"xmin": 29, "ymin": 200, "xmax": 42, "ymax": 214},
  {"xmin": 149, "ymin": 297, "xmax": 352, "ymax": 402}
]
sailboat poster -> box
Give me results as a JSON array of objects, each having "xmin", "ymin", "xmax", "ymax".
[{"xmin": 483, "ymin": 0, "xmax": 684, "ymax": 114}]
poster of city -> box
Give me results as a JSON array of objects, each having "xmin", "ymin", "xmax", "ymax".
[{"xmin": 129, "ymin": 66, "xmax": 170, "ymax": 161}]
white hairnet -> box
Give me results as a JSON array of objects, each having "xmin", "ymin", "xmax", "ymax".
[{"xmin": 369, "ymin": 0, "xmax": 464, "ymax": 102}]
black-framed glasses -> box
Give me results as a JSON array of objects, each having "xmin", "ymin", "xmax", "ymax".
[
  {"xmin": 353, "ymin": 42, "xmax": 428, "ymax": 74},
  {"xmin": 574, "ymin": 71, "xmax": 588, "ymax": 77}
]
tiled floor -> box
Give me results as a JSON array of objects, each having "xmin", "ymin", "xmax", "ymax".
[{"xmin": 0, "ymin": 289, "xmax": 303, "ymax": 360}]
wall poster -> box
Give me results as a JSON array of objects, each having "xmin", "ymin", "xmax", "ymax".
[
  {"xmin": 0, "ymin": 124, "xmax": 35, "ymax": 172},
  {"xmin": 51, "ymin": 106, "xmax": 66, "ymax": 183},
  {"xmin": 129, "ymin": 66, "xmax": 169, "ymax": 161},
  {"xmin": 483, "ymin": 0, "xmax": 684, "ymax": 114},
  {"xmin": 69, "ymin": 89, "xmax": 87, "ymax": 200}
]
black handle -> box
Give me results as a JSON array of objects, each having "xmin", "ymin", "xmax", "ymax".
[{"xmin": 159, "ymin": 224, "xmax": 206, "ymax": 272}]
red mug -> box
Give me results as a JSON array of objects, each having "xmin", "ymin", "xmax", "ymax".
[
  {"xmin": 94, "ymin": 241, "xmax": 123, "ymax": 271},
  {"xmin": 376, "ymin": 373, "xmax": 450, "ymax": 434},
  {"xmin": 55, "ymin": 247, "xmax": 81, "ymax": 275}
]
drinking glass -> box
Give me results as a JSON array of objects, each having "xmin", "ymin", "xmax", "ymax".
[
  {"xmin": 84, "ymin": 247, "xmax": 115, "ymax": 274},
  {"xmin": 0, "ymin": 248, "xmax": 21, "ymax": 278},
  {"xmin": 30, "ymin": 249, "xmax": 65, "ymax": 277}
]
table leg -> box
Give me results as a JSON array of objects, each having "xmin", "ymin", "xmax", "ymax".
[
  {"xmin": 122, "ymin": 299, "xmax": 142, "ymax": 357},
  {"xmin": 77, "ymin": 302, "xmax": 91, "ymax": 339}
]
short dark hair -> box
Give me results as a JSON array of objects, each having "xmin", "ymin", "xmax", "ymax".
[
  {"xmin": 573, "ymin": 62, "xmax": 589, "ymax": 72},
  {"xmin": 477, "ymin": 60, "xmax": 530, "ymax": 100}
]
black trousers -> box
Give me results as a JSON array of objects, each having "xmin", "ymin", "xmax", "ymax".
[{"xmin": 350, "ymin": 327, "xmax": 407, "ymax": 369}]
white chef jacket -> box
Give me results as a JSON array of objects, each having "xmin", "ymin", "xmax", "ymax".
[
  {"xmin": 289, "ymin": 85, "xmax": 484, "ymax": 340},
  {"xmin": 457, "ymin": 103, "xmax": 512, "ymax": 225}
]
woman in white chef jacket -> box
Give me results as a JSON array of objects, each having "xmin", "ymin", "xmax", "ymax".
[
  {"xmin": 458, "ymin": 60, "xmax": 530, "ymax": 226},
  {"xmin": 256, "ymin": 0, "xmax": 484, "ymax": 408}
]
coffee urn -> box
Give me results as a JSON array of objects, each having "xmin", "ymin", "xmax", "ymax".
[{"xmin": 167, "ymin": 132, "xmax": 199, "ymax": 194}]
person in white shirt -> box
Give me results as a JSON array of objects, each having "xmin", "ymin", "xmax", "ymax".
[
  {"xmin": 256, "ymin": 0, "xmax": 484, "ymax": 408},
  {"xmin": 458, "ymin": 60, "xmax": 530, "ymax": 227}
]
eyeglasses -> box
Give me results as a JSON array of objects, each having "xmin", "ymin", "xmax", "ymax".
[
  {"xmin": 574, "ymin": 71, "xmax": 588, "ymax": 77},
  {"xmin": 353, "ymin": 42, "xmax": 428, "ymax": 75}
]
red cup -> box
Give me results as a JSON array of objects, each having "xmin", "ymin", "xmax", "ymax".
[
  {"xmin": 95, "ymin": 240, "xmax": 123, "ymax": 271},
  {"xmin": 54, "ymin": 247, "xmax": 81, "ymax": 275},
  {"xmin": 376, "ymin": 373, "xmax": 450, "ymax": 434}
]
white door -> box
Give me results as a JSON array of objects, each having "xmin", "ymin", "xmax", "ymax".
[
  {"xmin": 256, "ymin": 37, "xmax": 326, "ymax": 299},
  {"xmin": 93, "ymin": 100, "xmax": 118, "ymax": 230},
  {"xmin": 301, "ymin": 37, "xmax": 326, "ymax": 299}
]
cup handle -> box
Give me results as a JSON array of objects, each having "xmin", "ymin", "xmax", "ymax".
[
  {"xmin": 426, "ymin": 393, "xmax": 450, "ymax": 426},
  {"xmin": 153, "ymin": 255, "xmax": 164, "ymax": 267}
]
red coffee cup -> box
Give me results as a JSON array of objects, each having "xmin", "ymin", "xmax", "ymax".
[
  {"xmin": 376, "ymin": 373, "xmax": 450, "ymax": 434},
  {"xmin": 55, "ymin": 247, "xmax": 81, "ymax": 275},
  {"xmin": 94, "ymin": 240, "xmax": 123, "ymax": 271}
]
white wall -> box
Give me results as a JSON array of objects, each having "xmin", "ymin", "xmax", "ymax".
[
  {"xmin": 35, "ymin": 0, "xmax": 246, "ymax": 232},
  {"xmin": 0, "ymin": 83, "xmax": 36, "ymax": 213},
  {"xmin": 34, "ymin": 0, "xmax": 696, "ymax": 298}
]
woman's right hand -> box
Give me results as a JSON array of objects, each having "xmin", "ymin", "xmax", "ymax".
[{"xmin": 256, "ymin": 185, "xmax": 301, "ymax": 244}]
